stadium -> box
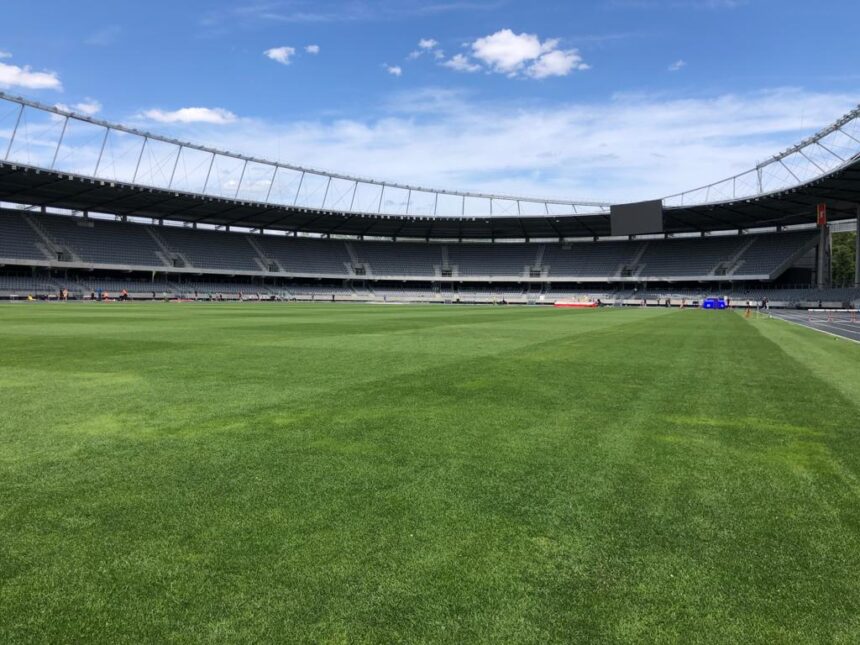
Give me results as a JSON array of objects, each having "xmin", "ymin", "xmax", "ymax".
[
  {"xmin": 2, "ymin": 91, "xmax": 860, "ymax": 315},
  {"xmin": 2, "ymin": 10, "xmax": 860, "ymax": 642}
]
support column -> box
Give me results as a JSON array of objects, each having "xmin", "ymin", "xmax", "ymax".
[
  {"xmin": 815, "ymin": 224, "xmax": 828, "ymax": 289},
  {"xmin": 855, "ymin": 206, "xmax": 860, "ymax": 288}
]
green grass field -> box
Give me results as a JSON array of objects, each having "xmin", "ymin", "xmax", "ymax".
[{"xmin": 1, "ymin": 303, "xmax": 859, "ymax": 643}]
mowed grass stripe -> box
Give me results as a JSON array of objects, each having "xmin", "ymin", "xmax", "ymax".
[{"xmin": 0, "ymin": 304, "xmax": 858, "ymax": 643}]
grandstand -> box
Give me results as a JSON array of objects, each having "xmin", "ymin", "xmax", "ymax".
[
  {"xmin": 1, "ymin": 208, "xmax": 855, "ymax": 305},
  {"xmin": 0, "ymin": 91, "xmax": 858, "ymax": 305}
]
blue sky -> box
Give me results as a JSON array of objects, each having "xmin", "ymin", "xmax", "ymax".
[{"xmin": 2, "ymin": 0, "xmax": 860, "ymax": 201}]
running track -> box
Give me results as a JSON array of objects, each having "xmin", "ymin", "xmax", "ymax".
[{"xmin": 768, "ymin": 309, "xmax": 860, "ymax": 343}]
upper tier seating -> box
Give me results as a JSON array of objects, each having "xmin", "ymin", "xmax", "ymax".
[
  {"xmin": 157, "ymin": 226, "xmax": 262, "ymax": 272},
  {"xmin": 0, "ymin": 212, "xmax": 50, "ymax": 261},
  {"xmin": 736, "ymin": 231, "xmax": 817, "ymax": 276},
  {"xmin": 354, "ymin": 242, "xmax": 441, "ymax": 277},
  {"xmin": 255, "ymin": 235, "xmax": 352, "ymax": 275},
  {"xmin": 543, "ymin": 241, "xmax": 640, "ymax": 277},
  {"xmin": 447, "ymin": 244, "xmax": 537, "ymax": 277},
  {"xmin": 637, "ymin": 236, "xmax": 746, "ymax": 277},
  {"xmin": 40, "ymin": 215, "xmax": 166, "ymax": 266},
  {"xmin": 0, "ymin": 209, "xmax": 823, "ymax": 282}
]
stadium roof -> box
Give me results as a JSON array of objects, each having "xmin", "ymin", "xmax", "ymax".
[{"xmin": 1, "ymin": 92, "xmax": 859, "ymax": 239}]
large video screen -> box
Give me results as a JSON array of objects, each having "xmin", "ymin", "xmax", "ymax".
[{"xmin": 610, "ymin": 199, "xmax": 665, "ymax": 236}]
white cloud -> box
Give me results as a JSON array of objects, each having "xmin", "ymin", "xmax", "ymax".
[
  {"xmin": 305, "ymin": 44, "xmax": 320, "ymax": 54},
  {"xmin": 139, "ymin": 88, "xmax": 856, "ymax": 204},
  {"xmin": 472, "ymin": 29, "xmax": 545, "ymax": 74},
  {"xmin": 385, "ymin": 65, "xmax": 403, "ymax": 77},
  {"xmin": 669, "ymin": 59, "xmax": 687, "ymax": 72},
  {"xmin": 442, "ymin": 54, "xmax": 481, "ymax": 73},
  {"xmin": 75, "ymin": 99, "xmax": 102, "ymax": 116},
  {"xmin": 0, "ymin": 51, "xmax": 11, "ymax": 59},
  {"xmin": 142, "ymin": 107, "xmax": 237, "ymax": 124},
  {"xmin": 408, "ymin": 39, "xmax": 445, "ymax": 62},
  {"xmin": 468, "ymin": 29, "xmax": 588, "ymax": 79},
  {"xmin": 0, "ymin": 61, "xmax": 62, "ymax": 90},
  {"xmin": 264, "ymin": 46, "xmax": 296, "ymax": 65},
  {"xmin": 527, "ymin": 49, "xmax": 589, "ymax": 78},
  {"xmin": 55, "ymin": 99, "xmax": 102, "ymax": 116}
]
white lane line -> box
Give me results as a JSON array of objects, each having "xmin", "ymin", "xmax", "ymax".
[
  {"xmin": 769, "ymin": 312, "xmax": 860, "ymax": 344},
  {"xmin": 780, "ymin": 316, "xmax": 860, "ymax": 334}
]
